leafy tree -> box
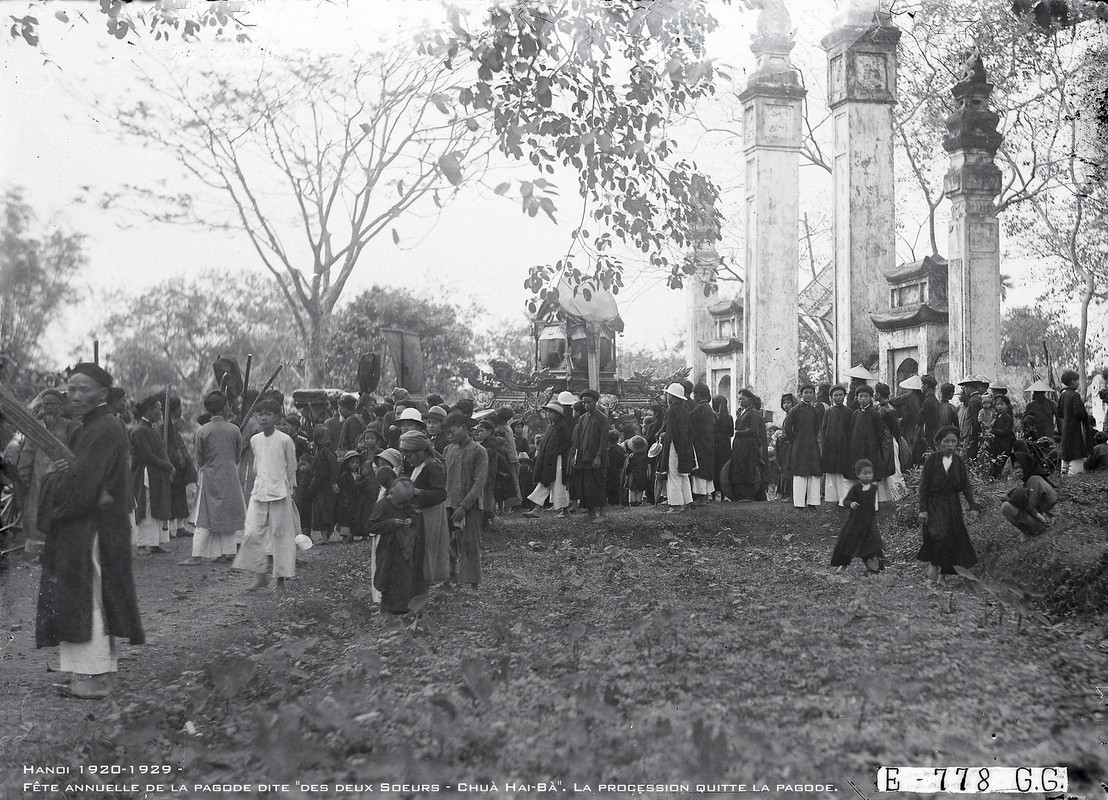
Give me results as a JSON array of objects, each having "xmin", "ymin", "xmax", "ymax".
[
  {"xmin": 424, "ymin": 0, "xmax": 725, "ymax": 301},
  {"xmin": 327, "ymin": 287, "xmax": 479, "ymax": 395},
  {"xmin": 0, "ymin": 187, "xmax": 86, "ymax": 375},
  {"xmin": 475, "ymin": 319, "xmax": 535, "ymax": 372},
  {"xmin": 107, "ymin": 47, "xmax": 489, "ymax": 385},
  {"xmin": 96, "ymin": 269, "xmax": 304, "ymax": 401},
  {"xmin": 1000, "ymin": 305, "xmax": 1082, "ymax": 369},
  {"xmin": 619, "ymin": 338, "xmax": 686, "ymax": 381}
]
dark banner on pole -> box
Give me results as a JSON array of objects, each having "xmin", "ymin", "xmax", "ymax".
[{"xmin": 381, "ymin": 328, "xmax": 424, "ymax": 395}]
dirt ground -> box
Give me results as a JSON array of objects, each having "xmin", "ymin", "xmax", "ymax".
[{"xmin": 0, "ymin": 488, "xmax": 1105, "ymax": 800}]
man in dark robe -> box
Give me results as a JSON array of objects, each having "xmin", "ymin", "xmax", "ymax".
[
  {"xmin": 847, "ymin": 385, "xmax": 888, "ymax": 484},
  {"xmin": 688, "ymin": 383, "xmax": 717, "ymax": 504},
  {"xmin": 131, "ymin": 395, "xmax": 174, "ymax": 555},
  {"xmin": 915, "ymin": 375, "xmax": 942, "ymax": 464},
  {"xmin": 818, "ymin": 384, "xmax": 852, "ymax": 505},
  {"xmin": 728, "ymin": 389, "xmax": 761, "ymax": 501},
  {"xmin": 568, "ymin": 389, "xmax": 609, "ymax": 521},
  {"xmin": 37, "ymin": 363, "xmax": 144, "ymax": 699},
  {"xmin": 783, "ymin": 384, "xmax": 824, "ymax": 508},
  {"xmin": 1022, "ymin": 381, "xmax": 1058, "ymax": 440},
  {"xmin": 958, "ymin": 378, "xmax": 986, "ymax": 458},
  {"xmin": 336, "ymin": 394, "xmax": 366, "ymax": 455},
  {"xmin": 1057, "ymin": 369, "xmax": 1090, "ymax": 474},
  {"xmin": 938, "ymin": 382, "xmax": 959, "ymax": 429},
  {"xmin": 889, "ymin": 376, "xmax": 923, "ymax": 453},
  {"xmin": 165, "ymin": 396, "xmax": 197, "ymax": 537}
]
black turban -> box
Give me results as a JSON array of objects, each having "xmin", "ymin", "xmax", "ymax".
[
  {"xmin": 70, "ymin": 362, "xmax": 113, "ymax": 388},
  {"xmin": 203, "ymin": 391, "xmax": 227, "ymax": 414},
  {"xmin": 934, "ymin": 425, "xmax": 960, "ymax": 443},
  {"xmin": 581, "ymin": 389, "xmax": 600, "ymax": 401}
]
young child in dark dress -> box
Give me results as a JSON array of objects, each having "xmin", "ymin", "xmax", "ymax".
[{"xmin": 830, "ymin": 459, "xmax": 886, "ymax": 574}]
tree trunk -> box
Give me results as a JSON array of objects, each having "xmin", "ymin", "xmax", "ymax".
[
  {"xmin": 1078, "ymin": 273, "xmax": 1093, "ymax": 397},
  {"xmin": 306, "ymin": 312, "xmax": 329, "ymax": 387}
]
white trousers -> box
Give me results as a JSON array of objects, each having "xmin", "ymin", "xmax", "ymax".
[
  {"xmin": 135, "ymin": 516, "xmax": 170, "ymax": 547},
  {"xmin": 233, "ymin": 496, "xmax": 297, "ymax": 578},
  {"xmin": 823, "ymin": 473, "xmax": 848, "ymax": 504},
  {"xmin": 691, "ymin": 476, "xmax": 714, "ymax": 496},
  {"xmin": 526, "ymin": 456, "xmax": 569, "ymax": 510},
  {"xmin": 191, "ymin": 527, "xmax": 240, "ymax": 559},
  {"xmin": 666, "ymin": 448, "xmax": 693, "ymax": 506},
  {"xmin": 792, "ymin": 475, "xmax": 821, "ymax": 507},
  {"xmin": 59, "ymin": 533, "xmax": 118, "ymax": 675}
]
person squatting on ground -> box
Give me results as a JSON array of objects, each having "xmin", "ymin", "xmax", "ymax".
[
  {"xmin": 178, "ymin": 391, "xmax": 246, "ymax": 566},
  {"xmin": 232, "ymin": 399, "xmax": 299, "ymax": 593},
  {"xmin": 36, "ymin": 363, "xmax": 145, "ymax": 700},
  {"xmin": 830, "ymin": 458, "xmax": 886, "ymax": 575},
  {"xmin": 1001, "ymin": 450, "xmax": 1058, "ymax": 536}
]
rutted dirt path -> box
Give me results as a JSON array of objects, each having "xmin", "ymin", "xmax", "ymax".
[{"xmin": 0, "ymin": 504, "xmax": 1104, "ymax": 800}]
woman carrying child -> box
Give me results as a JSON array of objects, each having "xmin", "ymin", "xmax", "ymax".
[
  {"xmin": 367, "ymin": 476, "xmax": 427, "ymax": 618},
  {"xmin": 399, "ymin": 430, "xmax": 450, "ymax": 586}
]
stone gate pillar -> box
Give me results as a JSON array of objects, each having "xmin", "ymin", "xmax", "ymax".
[
  {"xmin": 821, "ymin": 1, "xmax": 900, "ymax": 380},
  {"xmin": 738, "ymin": 0, "xmax": 805, "ymax": 420},
  {"xmin": 943, "ymin": 54, "xmax": 1003, "ymax": 382}
]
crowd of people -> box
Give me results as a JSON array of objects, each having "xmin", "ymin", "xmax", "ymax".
[{"xmin": 1, "ymin": 360, "xmax": 1104, "ymax": 699}]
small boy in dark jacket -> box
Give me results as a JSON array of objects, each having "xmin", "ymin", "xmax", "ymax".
[{"xmin": 606, "ymin": 429, "xmax": 626, "ymax": 506}]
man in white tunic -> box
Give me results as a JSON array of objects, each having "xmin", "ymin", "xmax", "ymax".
[
  {"xmin": 179, "ymin": 391, "xmax": 246, "ymax": 566},
  {"xmin": 232, "ymin": 399, "xmax": 298, "ymax": 592}
]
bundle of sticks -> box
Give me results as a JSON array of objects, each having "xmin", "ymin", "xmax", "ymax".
[{"xmin": 0, "ymin": 384, "xmax": 76, "ymax": 464}]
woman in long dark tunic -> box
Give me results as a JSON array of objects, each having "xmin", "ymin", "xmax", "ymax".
[
  {"xmin": 775, "ymin": 393, "xmax": 797, "ymax": 501},
  {"xmin": 1056, "ymin": 369, "xmax": 1090, "ymax": 474},
  {"xmin": 988, "ymin": 394, "xmax": 1016, "ymax": 477},
  {"xmin": 711, "ymin": 395, "xmax": 733, "ymax": 499},
  {"xmin": 847, "ymin": 386, "xmax": 888, "ymax": 483},
  {"xmin": 308, "ymin": 425, "xmax": 339, "ymax": 543},
  {"xmin": 729, "ymin": 389, "xmax": 762, "ymax": 501},
  {"xmin": 917, "ymin": 426, "xmax": 980, "ymax": 583}
]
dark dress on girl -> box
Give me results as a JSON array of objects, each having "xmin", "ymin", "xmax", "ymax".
[
  {"xmin": 308, "ymin": 445, "xmax": 339, "ymax": 533},
  {"xmin": 830, "ymin": 482, "xmax": 884, "ymax": 568},
  {"xmin": 916, "ymin": 451, "xmax": 979, "ymax": 574},
  {"xmin": 989, "ymin": 409, "xmax": 1016, "ymax": 476}
]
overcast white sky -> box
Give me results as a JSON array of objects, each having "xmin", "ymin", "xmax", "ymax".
[{"xmin": 0, "ymin": 0, "xmax": 1063, "ymax": 372}]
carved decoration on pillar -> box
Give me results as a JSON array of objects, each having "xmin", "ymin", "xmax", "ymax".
[{"xmin": 943, "ymin": 52, "xmax": 1003, "ymax": 156}]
